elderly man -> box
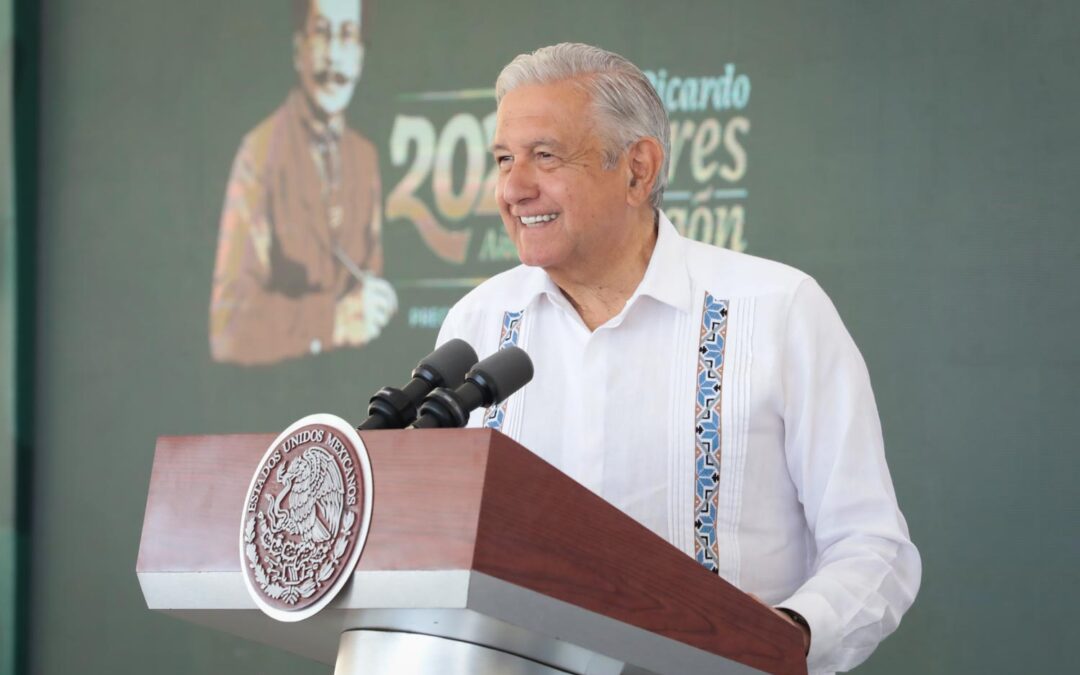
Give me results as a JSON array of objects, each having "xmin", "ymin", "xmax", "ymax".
[
  {"xmin": 437, "ymin": 43, "xmax": 921, "ymax": 674},
  {"xmin": 209, "ymin": 0, "xmax": 396, "ymax": 365}
]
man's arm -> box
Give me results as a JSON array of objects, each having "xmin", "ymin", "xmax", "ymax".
[
  {"xmin": 777, "ymin": 279, "xmax": 922, "ymax": 673},
  {"xmin": 331, "ymin": 142, "xmax": 397, "ymax": 349}
]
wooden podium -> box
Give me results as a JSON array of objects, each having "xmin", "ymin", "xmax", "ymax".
[{"xmin": 137, "ymin": 429, "xmax": 807, "ymax": 674}]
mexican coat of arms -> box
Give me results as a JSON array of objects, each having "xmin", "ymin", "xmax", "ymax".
[{"xmin": 239, "ymin": 413, "xmax": 373, "ymax": 622}]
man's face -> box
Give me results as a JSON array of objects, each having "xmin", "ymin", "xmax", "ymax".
[
  {"xmin": 492, "ymin": 80, "xmax": 633, "ymax": 279},
  {"xmin": 294, "ymin": 0, "xmax": 363, "ymax": 116}
]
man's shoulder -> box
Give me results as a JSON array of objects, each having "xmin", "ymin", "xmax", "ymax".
[
  {"xmin": 681, "ymin": 235, "xmax": 812, "ymax": 298},
  {"xmin": 341, "ymin": 126, "xmax": 379, "ymax": 176},
  {"xmin": 342, "ymin": 126, "xmax": 376, "ymax": 154},
  {"xmin": 439, "ymin": 265, "xmax": 538, "ymax": 346},
  {"xmin": 449, "ymin": 264, "xmax": 538, "ymax": 317},
  {"xmin": 232, "ymin": 98, "xmax": 292, "ymax": 164}
]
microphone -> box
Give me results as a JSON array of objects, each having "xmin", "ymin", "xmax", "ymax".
[
  {"xmin": 357, "ymin": 339, "xmax": 479, "ymax": 430},
  {"xmin": 409, "ymin": 346, "xmax": 534, "ymax": 429}
]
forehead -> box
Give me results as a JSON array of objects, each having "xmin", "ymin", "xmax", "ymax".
[
  {"xmin": 309, "ymin": 0, "xmax": 361, "ymax": 24},
  {"xmin": 494, "ymin": 80, "xmax": 596, "ymax": 147}
]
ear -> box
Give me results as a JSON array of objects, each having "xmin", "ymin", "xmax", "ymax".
[{"xmin": 625, "ymin": 137, "xmax": 664, "ymax": 208}]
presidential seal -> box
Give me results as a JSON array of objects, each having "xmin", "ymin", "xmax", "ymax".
[{"xmin": 239, "ymin": 413, "xmax": 373, "ymax": 622}]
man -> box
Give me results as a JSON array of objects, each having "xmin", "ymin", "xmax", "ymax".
[
  {"xmin": 437, "ymin": 44, "xmax": 921, "ymax": 674},
  {"xmin": 209, "ymin": 0, "xmax": 396, "ymax": 365}
]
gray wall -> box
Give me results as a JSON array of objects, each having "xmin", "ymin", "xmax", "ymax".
[{"xmin": 23, "ymin": 1, "xmax": 1080, "ymax": 673}]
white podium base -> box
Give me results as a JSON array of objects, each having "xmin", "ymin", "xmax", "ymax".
[{"xmin": 334, "ymin": 630, "xmax": 574, "ymax": 675}]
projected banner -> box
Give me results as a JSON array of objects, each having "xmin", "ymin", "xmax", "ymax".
[{"xmin": 207, "ymin": 0, "xmax": 752, "ymax": 367}]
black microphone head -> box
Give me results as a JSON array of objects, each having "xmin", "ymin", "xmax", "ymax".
[
  {"xmin": 413, "ymin": 338, "xmax": 479, "ymax": 388},
  {"xmin": 467, "ymin": 346, "xmax": 534, "ymax": 406}
]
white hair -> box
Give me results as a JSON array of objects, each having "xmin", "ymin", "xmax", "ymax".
[{"xmin": 495, "ymin": 43, "xmax": 670, "ymax": 210}]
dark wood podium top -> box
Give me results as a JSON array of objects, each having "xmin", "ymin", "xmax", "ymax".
[{"xmin": 137, "ymin": 428, "xmax": 806, "ymax": 675}]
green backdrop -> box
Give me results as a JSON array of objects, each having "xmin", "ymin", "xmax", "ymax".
[
  {"xmin": 17, "ymin": 0, "xmax": 1080, "ymax": 673},
  {"xmin": 2, "ymin": 0, "xmax": 19, "ymax": 672}
]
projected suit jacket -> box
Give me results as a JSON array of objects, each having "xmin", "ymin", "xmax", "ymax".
[{"xmin": 209, "ymin": 89, "xmax": 383, "ymax": 365}]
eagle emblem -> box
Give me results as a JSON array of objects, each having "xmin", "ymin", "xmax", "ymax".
[
  {"xmin": 240, "ymin": 414, "xmax": 373, "ymax": 622},
  {"xmin": 265, "ymin": 447, "xmax": 344, "ymax": 544}
]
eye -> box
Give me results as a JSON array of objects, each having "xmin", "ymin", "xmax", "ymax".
[
  {"xmin": 311, "ymin": 19, "xmax": 332, "ymax": 40},
  {"xmin": 340, "ymin": 24, "xmax": 360, "ymax": 45},
  {"xmin": 536, "ymin": 151, "xmax": 554, "ymax": 160}
]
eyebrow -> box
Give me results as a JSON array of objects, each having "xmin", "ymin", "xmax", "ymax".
[{"xmin": 489, "ymin": 137, "xmax": 564, "ymax": 154}]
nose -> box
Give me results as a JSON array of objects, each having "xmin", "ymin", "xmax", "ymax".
[
  {"xmin": 327, "ymin": 36, "xmax": 346, "ymax": 65},
  {"xmin": 325, "ymin": 31, "xmax": 359, "ymax": 66},
  {"xmin": 499, "ymin": 161, "xmax": 539, "ymax": 206}
]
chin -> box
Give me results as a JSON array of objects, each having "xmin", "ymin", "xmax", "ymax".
[
  {"xmin": 515, "ymin": 248, "xmax": 562, "ymax": 271},
  {"xmin": 315, "ymin": 87, "xmax": 356, "ymax": 116}
]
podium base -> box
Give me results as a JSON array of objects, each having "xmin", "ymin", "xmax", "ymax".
[{"xmin": 334, "ymin": 630, "xmax": 575, "ymax": 674}]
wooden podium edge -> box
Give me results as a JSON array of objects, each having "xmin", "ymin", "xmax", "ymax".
[{"xmin": 472, "ymin": 431, "xmax": 807, "ymax": 675}]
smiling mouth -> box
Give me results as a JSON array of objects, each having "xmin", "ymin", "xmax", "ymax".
[{"xmin": 519, "ymin": 213, "xmax": 559, "ymax": 227}]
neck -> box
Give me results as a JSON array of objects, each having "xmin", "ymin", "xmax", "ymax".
[
  {"xmin": 296, "ymin": 88, "xmax": 342, "ymax": 131},
  {"xmin": 550, "ymin": 209, "xmax": 658, "ymax": 332}
]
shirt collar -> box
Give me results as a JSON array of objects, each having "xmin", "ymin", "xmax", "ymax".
[
  {"xmin": 627, "ymin": 210, "xmax": 693, "ymax": 314},
  {"xmin": 509, "ymin": 210, "xmax": 693, "ymax": 315},
  {"xmin": 516, "ymin": 262, "xmax": 562, "ymax": 309},
  {"xmin": 290, "ymin": 88, "xmax": 344, "ymax": 143}
]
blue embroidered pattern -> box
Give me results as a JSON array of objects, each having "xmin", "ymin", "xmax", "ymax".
[
  {"xmin": 694, "ymin": 294, "xmax": 729, "ymax": 574},
  {"xmin": 483, "ymin": 310, "xmax": 525, "ymax": 431}
]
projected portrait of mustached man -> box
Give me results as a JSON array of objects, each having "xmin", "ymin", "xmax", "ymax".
[{"xmin": 210, "ymin": 0, "xmax": 396, "ymax": 365}]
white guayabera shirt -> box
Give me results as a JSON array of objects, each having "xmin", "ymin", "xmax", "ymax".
[{"xmin": 436, "ymin": 212, "xmax": 921, "ymax": 675}]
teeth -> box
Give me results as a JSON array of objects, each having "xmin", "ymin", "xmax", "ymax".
[{"xmin": 519, "ymin": 213, "xmax": 558, "ymax": 226}]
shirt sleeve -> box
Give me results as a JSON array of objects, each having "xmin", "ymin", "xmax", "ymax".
[
  {"xmin": 208, "ymin": 137, "xmax": 337, "ymax": 365},
  {"xmin": 777, "ymin": 278, "xmax": 922, "ymax": 674},
  {"xmin": 434, "ymin": 302, "xmax": 465, "ymax": 350}
]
